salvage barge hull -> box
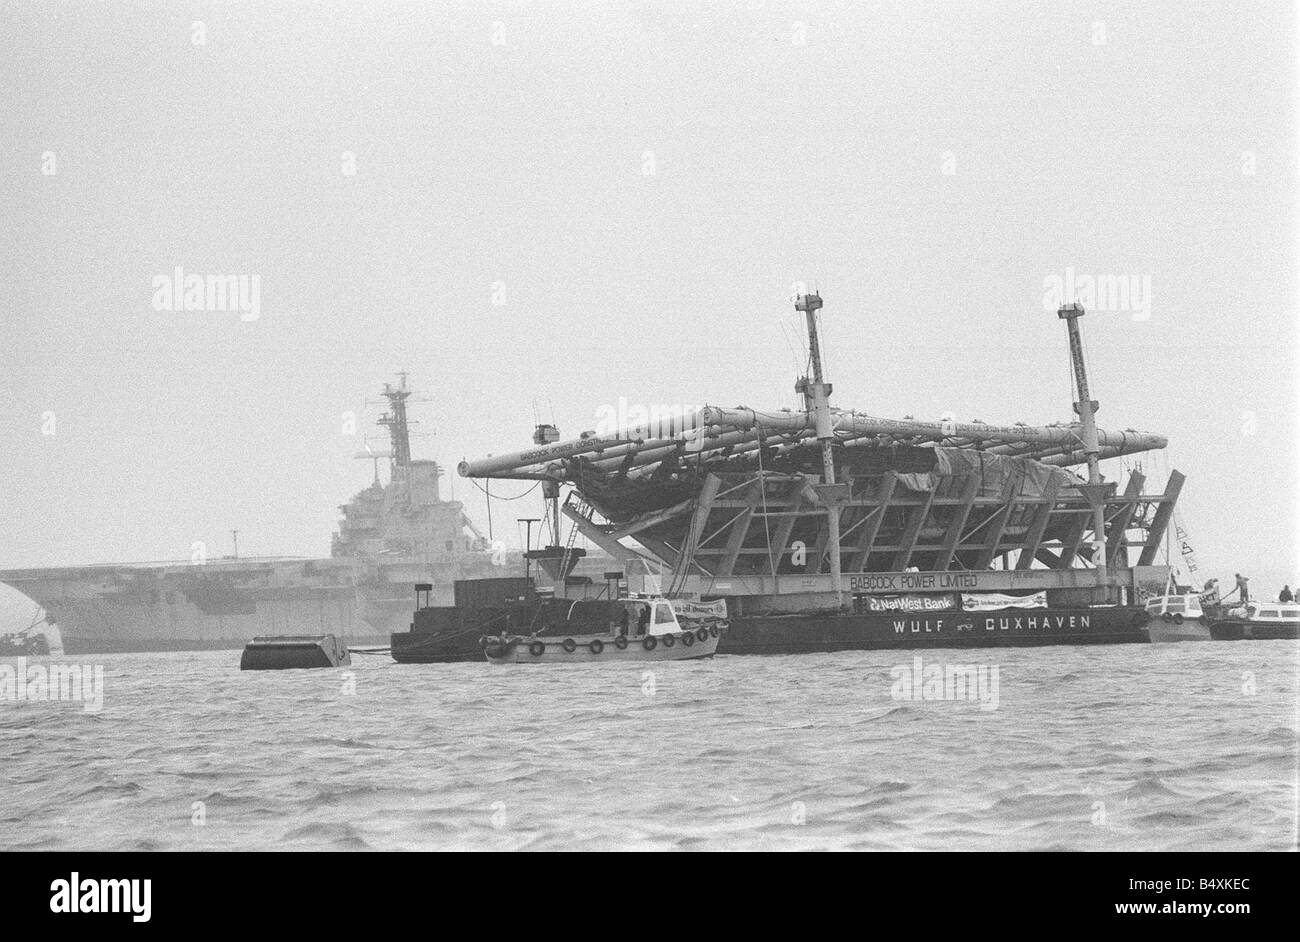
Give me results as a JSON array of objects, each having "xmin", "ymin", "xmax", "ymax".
[
  {"xmin": 722, "ymin": 607, "xmax": 1147, "ymax": 654},
  {"xmin": 454, "ymin": 293, "xmax": 1181, "ymax": 660},
  {"xmin": 390, "ymin": 582, "xmax": 1151, "ymax": 659}
]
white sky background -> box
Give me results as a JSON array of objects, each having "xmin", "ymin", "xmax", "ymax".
[{"xmin": 0, "ymin": 0, "xmax": 1296, "ymax": 624}]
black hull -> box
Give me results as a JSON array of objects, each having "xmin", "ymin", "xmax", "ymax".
[
  {"xmin": 390, "ymin": 634, "xmax": 485, "ymax": 664},
  {"xmin": 720, "ymin": 607, "xmax": 1148, "ymax": 654},
  {"xmin": 390, "ymin": 606, "xmax": 1150, "ymax": 661},
  {"xmin": 1208, "ymin": 620, "xmax": 1299, "ymax": 641}
]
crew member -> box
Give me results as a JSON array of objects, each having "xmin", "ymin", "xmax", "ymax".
[{"xmin": 1280, "ymin": 585, "xmax": 1294, "ymax": 603}]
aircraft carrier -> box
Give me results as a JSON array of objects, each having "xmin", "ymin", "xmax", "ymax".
[{"xmin": 0, "ymin": 376, "xmax": 509, "ymax": 654}]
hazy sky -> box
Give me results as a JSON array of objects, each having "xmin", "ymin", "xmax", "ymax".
[{"xmin": 1, "ymin": 1, "xmax": 1296, "ymax": 625}]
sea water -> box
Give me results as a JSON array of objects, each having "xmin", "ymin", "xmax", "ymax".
[{"xmin": 1, "ymin": 643, "xmax": 1295, "ymax": 851}]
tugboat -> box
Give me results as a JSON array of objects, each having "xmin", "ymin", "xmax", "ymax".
[
  {"xmin": 0, "ymin": 626, "xmax": 51, "ymax": 656},
  {"xmin": 1143, "ymin": 591, "xmax": 1210, "ymax": 642},
  {"xmin": 1209, "ymin": 601, "xmax": 1300, "ymax": 641},
  {"xmin": 481, "ymin": 596, "xmax": 725, "ymax": 664}
]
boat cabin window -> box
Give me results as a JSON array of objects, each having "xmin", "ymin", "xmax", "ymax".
[
  {"xmin": 654, "ymin": 604, "xmax": 675, "ymax": 624},
  {"xmin": 618, "ymin": 602, "xmax": 653, "ymax": 635},
  {"xmin": 1259, "ymin": 608, "xmax": 1278, "ymax": 619}
]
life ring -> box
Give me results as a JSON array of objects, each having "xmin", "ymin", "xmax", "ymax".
[
  {"xmin": 696, "ymin": 627, "xmax": 709, "ymax": 642},
  {"xmin": 1161, "ymin": 612, "xmax": 1173, "ymax": 622},
  {"xmin": 1172, "ymin": 613, "xmax": 1184, "ymax": 624},
  {"xmin": 1198, "ymin": 615, "xmax": 1208, "ymax": 625},
  {"xmin": 529, "ymin": 641, "xmax": 545, "ymax": 657},
  {"xmin": 661, "ymin": 634, "xmax": 675, "ymax": 648},
  {"xmin": 562, "ymin": 638, "xmax": 577, "ymax": 653},
  {"xmin": 709, "ymin": 625, "xmax": 719, "ymax": 638},
  {"xmin": 642, "ymin": 636, "xmax": 657, "ymax": 651},
  {"xmin": 589, "ymin": 639, "xmax": 604, "ymax": 654},
  {"xmin": 614, "ymin": 636, "xmax": 628, "ymax": 650},
  {"xmin": 682, "ymin": 631, "xmax": 694, "ymax": 647}
]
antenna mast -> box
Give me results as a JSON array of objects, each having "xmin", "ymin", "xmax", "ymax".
[
  {"xmin": 376, "ymin": 372, "xmax": 414, "ymax": 483},
  {"xmin": 1058, "ymin": 302, "xmax": 1108, "ymax": 570},
  {"xmin": 795, "ymin": 291, "xmax": 845, "ymax": 607}
]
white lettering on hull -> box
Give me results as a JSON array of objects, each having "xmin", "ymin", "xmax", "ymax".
[{"xmin": 889, "ymin": 614, "xmax": 1092, "ymax": 634}]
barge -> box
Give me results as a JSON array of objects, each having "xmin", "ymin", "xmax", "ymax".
[{"xmin": 423, "ymin": 292, "xmax": 1183, "ymax": 657}]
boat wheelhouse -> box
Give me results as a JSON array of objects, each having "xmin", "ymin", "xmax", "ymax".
[{"xmin": 1144, "ymin": 592, "xmax": 1209, "ymax": 642}]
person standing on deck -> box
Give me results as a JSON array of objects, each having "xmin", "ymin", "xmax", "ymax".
[
  {"xmin": 1235, "ymin": 573, "xmax": 1250, "ymax": 603},
  {"xmin": 1280, "ymin": 585, "xmax": 1294, "ymax": 603}
]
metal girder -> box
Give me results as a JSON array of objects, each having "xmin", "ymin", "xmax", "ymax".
[
  {"xmin": 718, "ymin": 480, "xmax": 762, "ymax": 577},
  {"xmin": 1105, "ymin": 471, "xmax": 1146, "ymax": 569},
  {"xmin": 1015, "ymin": 476, "xmax": 1061, "ymax": 570},
  {"xmin": 808, "ymin": 520, "xmax": 830, "ymax": 575},
  {"xmin": 699, "ymin": 509, "xmax": 751, "ymax": 553},
  {"xmin": 892, "ymin": 488, "xmax": 936, "ymax": 571},
  {"xmin": 606, "ymin": 498, "xmax": 696, "ymax": 540},
  {"xmin": 850, "ymin": 472, "xmax": 897, "ymax": 572},
  {"xmin": 933, "ymin": 475, "xmax": 981, "ymax": 571},
  {"xmin": 1058, "ymin": 508, "xmax": 1093, "ymax": 567},
  {"xmin": 671, "ymin": 473, "xmax": 722, "ymax": 584},
  {"xmin": 972, "ymin": 478, "xmax": 1019, "ymax": 570},
  {"xmin": 560, "ymin": 503, "xmax": 645, "ymax": 566},
  {"xmin": 765, "ymin": 479, "xmax": 806, "ymax": 576},
  {"xmin": 1136, "ymin": 470, "xmax": 1186, "ymax": 566},
  {"xmin": 633, "ymin": 533, "xmax": 683, "ymax": 569}
]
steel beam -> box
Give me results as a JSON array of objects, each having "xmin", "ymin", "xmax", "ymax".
[
  {"xmin": 933, "ymin": 475, "xmax": 981, "ymax": 571},
  {"xmin": 671, "ymin": 473, "xmax": 722, "ymax": 584},
  {"xmin": 1104, "ymin": 470, "xmax": 1146, "ymax": 569},
  {"xmin": 849, "ymin": 473, "xmax": 897, "ymax": 571},
  {"xmin": 892, "ymin": 488, "xmax": 935, "ymax": 571},
  {"xmin": 1058, "ymin": 508, "xmax": 1093, "ymax": 567},
  {"xmin": 972, "ymin": 478, "xmax": 1019, "ymax": 570},
  {"xmin": 1136, "ymin": 470, "xmax": 1186, "ymax": 566},
  {"xmin": 560, "ymin": 503, "xmax": 645, "ymax": 566},
  {"xmin": 1015, "ymin": 476, "xmax": 1061, "ymax": 570},
  {"xmin": 718, "ymin": 481, "xmax": 762, "ymax": 577}
]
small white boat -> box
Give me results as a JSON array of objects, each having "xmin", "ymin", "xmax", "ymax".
[
  {"xmin": 1209, "ymin": 601, "xmax": 1300, "ymax": 641},
  {"xmin": 1143, "ymin": 593, "xmax": 1210, "ymax": 642},
  {"xmin": 482, "ymin": 596, "xmax": 725, "ymax": 664}
]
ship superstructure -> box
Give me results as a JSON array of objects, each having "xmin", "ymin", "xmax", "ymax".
[{"xmin": 333, "ymin": 374, "xmax": 502, "ymax": 635}]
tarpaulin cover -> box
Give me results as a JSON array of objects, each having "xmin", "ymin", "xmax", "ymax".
[{"xmin": 894, "ymin": 447, "xmax": 1081, "ymax": 500}]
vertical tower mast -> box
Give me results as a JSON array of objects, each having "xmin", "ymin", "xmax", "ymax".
[
  {"xmin": 377, "ymin": 372, "xmax": 414, "ymax": 484},
  {"xmin": 796, "ymin": 291, "xmax": 844, "ymax": 606},
  {"xmin": 1058, "ymin": 302, "xmax": 1107, "ymax": 569}
]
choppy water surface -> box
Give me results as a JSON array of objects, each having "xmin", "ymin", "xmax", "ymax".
[{"xmin": 2, "ymin": 643, "xmax": 1296, "ymax": 850}]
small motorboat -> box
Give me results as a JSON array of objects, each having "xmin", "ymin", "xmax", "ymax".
[
  {"xmin": 1208, "ymin": 602, "xmax": 1300, "ymax": 641},
  {"xmin": 1143, "ymin": 593, "xmax": 1211, "ymax": 642},
  {"xmin": 481, "ymin": 596, "xmax": 725, "ymax": 664}
]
